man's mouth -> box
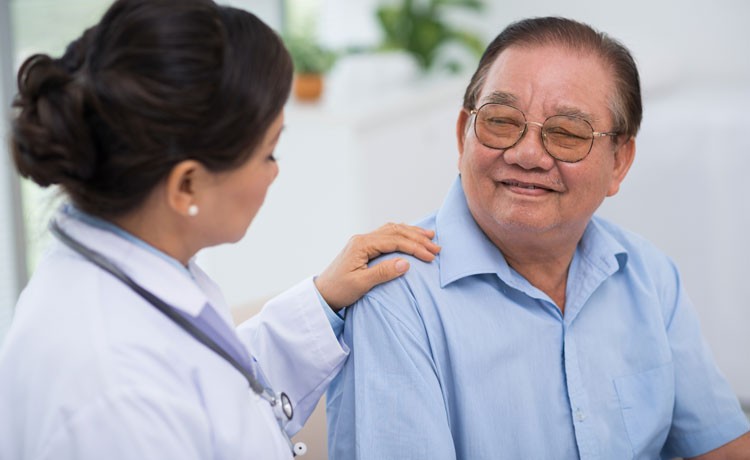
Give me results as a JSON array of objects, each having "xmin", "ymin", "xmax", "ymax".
[{"xmin": 501, "ymin": 180, "xmax": 555, "ymax": 192}]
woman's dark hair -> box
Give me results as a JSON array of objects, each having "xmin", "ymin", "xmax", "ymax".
[
  {"xmin": 463, "ymin": 17, "xmax": 642, "ymax": 139},
  {"xmin": 11, "ymin": 0, "xmax": 293, "ymax": 218}
]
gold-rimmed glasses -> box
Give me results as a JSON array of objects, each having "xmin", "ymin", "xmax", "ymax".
[{"xmin": 469, "ymin": 103, "xmax": 620, "ymax": 163}]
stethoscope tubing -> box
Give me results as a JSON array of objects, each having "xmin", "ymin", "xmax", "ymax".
[{"xmin": 50, "ymin": 220, "xmax": 302, "ymax": 456}]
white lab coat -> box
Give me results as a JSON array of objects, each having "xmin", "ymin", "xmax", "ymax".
[{"xmin": 0, "ymin": 210, "xmax": 348, "ymax": 459}]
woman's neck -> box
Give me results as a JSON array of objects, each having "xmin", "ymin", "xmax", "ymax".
[{"xmin": 110, "ymin": 199, "xmax": 195, "ymax": 267}]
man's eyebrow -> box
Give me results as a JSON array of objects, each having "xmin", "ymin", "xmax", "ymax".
[
  {"xmin": 479, "ymin": 92, "xmax": 601, "ymax": 124},
  {"xmin": 554, "ymin": 106, "xmax": 596, "ymax": 123},
  {"xmin": 480, "ymin": 91, "xmax": 518, "ymax": 106}
]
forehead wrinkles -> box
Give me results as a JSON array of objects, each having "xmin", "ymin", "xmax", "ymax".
[{"xmin": 479, "ymin": 45, "xmax": 613, "ymax": 126}]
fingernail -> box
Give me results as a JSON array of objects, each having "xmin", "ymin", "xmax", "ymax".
[{"xmin": 395, "ymin": 259, "xmax": 409, "ymax": 273}]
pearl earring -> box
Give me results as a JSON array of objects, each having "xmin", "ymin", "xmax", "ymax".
[{"xmin": 187, "ymin": 204, "xmax": 199, "ymax": 217}]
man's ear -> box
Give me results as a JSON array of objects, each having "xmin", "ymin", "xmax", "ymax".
[
  {"xmin": 607, "ymin": 137, "xmax": 636, "ymax": 197},
  {"xmin": 165, "ymin": 160, "xmax": 206, "ymax": 216},
  {"xmin": 456, "ymin": 109, "xmax": 471, "ymax": 167}
]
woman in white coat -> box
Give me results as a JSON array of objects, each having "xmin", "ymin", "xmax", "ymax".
[{"xmin": 0, "ymin": 1, "xmax": 440, "ymax": 458}]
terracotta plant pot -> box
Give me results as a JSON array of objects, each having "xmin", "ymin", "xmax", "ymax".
[{"xmin": 293, "ymin": 73, "xmax": 324, "ymax": 102}]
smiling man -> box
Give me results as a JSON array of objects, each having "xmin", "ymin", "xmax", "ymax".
[{"xmin": 326, "ymin": 17, "xmax": 750, "ymax": 460}]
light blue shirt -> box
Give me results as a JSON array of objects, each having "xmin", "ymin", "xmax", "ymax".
[{"xmin": 327, "ymin": 178, "xmax": 749, "ymax": 460}]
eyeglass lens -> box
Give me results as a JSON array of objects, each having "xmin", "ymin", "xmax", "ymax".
[{"xmin": 474, "ymin": 104, "xmax": 595, "ymax": 162}]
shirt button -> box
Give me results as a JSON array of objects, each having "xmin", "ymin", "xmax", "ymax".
[{"xmin": 575, "ymin": 408, "xmax": 585, "ymax": 422}]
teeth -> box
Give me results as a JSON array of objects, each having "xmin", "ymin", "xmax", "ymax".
[
  {"xmin": 507, "ymin": 182, "xmax": 537, "ymax": 189},
  {"xmin": 503, "ymin": 181, "xmax": 548, "ymax": 190}
]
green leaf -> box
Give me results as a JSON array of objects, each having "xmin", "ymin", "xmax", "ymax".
[
  {"xmin": 373, "ymin": 0, "xmax": 486, "ymax": 72},
  {"xmin": 433, "ymin": 0, "xmax": 484, "ymax": 11},
  {"xmin": 283, "ymin": 34, "xmax": 337, "ymax": 74}
]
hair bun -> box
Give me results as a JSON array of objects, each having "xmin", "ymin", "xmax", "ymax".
[{"xmin": 12, "ymin": 52, "xmax": 97, "ymax": 188}]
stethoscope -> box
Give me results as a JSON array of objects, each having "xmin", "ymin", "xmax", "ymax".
[{"xmin": 50, "ymin": 221, "xmax": 308, "ymax": 457}]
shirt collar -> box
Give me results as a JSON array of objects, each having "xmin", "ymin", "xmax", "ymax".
[
  {"xmin": 577, "ymin": 216, "xmax": 629, "ymax": 276},
  {"xmin": 54, "ymin": 205, "xmax": 209, "ymax": 317},
  {"xmin": 435, "ymin": 177, "xmax": 628, "ymax": 290},
  {"xmin": 435, "ymin": 178, "xmax": 513, "ymax": 288}
]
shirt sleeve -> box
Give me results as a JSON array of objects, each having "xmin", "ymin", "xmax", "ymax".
[
  {"xmin": 661, "ymin": 262, "xmax": 750, "ymax": 457},
  {"xmin": 37, "ymin": 386, "xmax": 211, "ymax": 460},
  {"xmin": 326, "ymin": 286, "xmax": 456, "ymax": 460},
  {"xmin": 235, "ymin": 277, "xmax": 349, "ymax": 435}
]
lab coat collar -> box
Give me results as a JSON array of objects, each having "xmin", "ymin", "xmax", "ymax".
[{"xmin": 53, "ymin": 206, "xmax": 210, "ymax": 318}]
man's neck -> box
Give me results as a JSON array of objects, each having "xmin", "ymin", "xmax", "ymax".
[{"xmin": 487, "ymin": 226, "xmax": 585, "ymax": 314}]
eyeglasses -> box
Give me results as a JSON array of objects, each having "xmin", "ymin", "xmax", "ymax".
[{"xmin": 469, "ymin": 103, "xmax": 620, "ymax": 163}]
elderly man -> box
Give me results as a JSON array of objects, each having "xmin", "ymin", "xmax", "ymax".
[{"xmin": 326, "ymin": 17, "xmax": 750, "ymax": 460}]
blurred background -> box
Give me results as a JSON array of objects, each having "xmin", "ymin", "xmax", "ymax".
[{"xmin": 1, "ymin": 0, "xmax": 749, "ymax": 457}]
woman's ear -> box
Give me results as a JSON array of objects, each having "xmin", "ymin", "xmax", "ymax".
[{"xmin": 165, "ymin": 160, "xmax": 206, "ymax": 216}]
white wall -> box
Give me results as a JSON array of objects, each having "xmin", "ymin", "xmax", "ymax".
[{"xmin": 200, "ymin": 0, "xmax": 750, "ymax": 403}]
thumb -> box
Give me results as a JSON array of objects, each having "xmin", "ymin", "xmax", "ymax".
[{"xmin": 363, "ymin": 258, "xmax": 410, "ymax": 289}]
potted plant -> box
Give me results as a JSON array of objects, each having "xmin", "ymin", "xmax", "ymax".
[
  {"xmin": 375, "ymin": 0, "xmax": 485, "ymax": 73},
  {"xmin": 284, "ymin": 34, "xmax": 337, "ymax": 102}
]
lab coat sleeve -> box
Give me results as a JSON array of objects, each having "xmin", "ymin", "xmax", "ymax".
[
  {"xmin": 36, "ymin": 385, "xmax": 211, "ymax": 460},
  {"xmin": 326, "ymin": 286, "xmax": 456, "ymax": 460},
  {"xmin": 235, "ymin": 277, "xmax": 349, "ymax": 435}
]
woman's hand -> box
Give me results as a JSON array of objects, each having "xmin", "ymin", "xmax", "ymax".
[{"xmin": 315, "ymin": 223, "xmax": 440, "ymax": 311}]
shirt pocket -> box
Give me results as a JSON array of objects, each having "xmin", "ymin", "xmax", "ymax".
[{"xmin": 613, "ymin": 362, "xmax": 675, "ymax": 457}]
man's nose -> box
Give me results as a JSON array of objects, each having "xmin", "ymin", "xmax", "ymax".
[{"xmin": 502, "ymin": 121, "xmax": 555, "ymax": 170}]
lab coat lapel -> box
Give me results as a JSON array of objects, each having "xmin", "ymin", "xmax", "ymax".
[{"xmin": 192, "ymin": 303, "xmax": 256, "ymax": 374}]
